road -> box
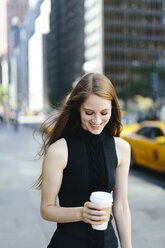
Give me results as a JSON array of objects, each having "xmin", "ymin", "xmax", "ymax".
[{"xmin": 0, "ymin": 124, "xmax": 165, "ymax": 248}]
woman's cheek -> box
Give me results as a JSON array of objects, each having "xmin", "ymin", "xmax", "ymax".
[{"xmin": 106, "ymin": 114, "xmax": 111, "ymax": 122}]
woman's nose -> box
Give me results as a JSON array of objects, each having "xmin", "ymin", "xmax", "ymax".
[{"xmin": 92, "ymin": 115, "xmax": 102, "ymax": 125}]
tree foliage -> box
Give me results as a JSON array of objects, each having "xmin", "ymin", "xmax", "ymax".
[
  {"xmin": 117, "ymin": 65, "xmax": 165, "ymax": 100},
  {"xmin": 0, "ymin": 84, "xmax": 3, "ymax": 105}
]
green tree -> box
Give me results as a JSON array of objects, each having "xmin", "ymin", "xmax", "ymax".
[
  {"xmin": 0, "ymin": 84, "xmax": 3, "ymax": 105},
  {"xmin": 117, "ymin": 65, "xmax": 165, "ymax": 100}
]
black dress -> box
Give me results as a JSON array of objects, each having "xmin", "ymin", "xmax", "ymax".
[{"xmin": 47, "ymin": 126, "xmax": 119, "ymax": 248}]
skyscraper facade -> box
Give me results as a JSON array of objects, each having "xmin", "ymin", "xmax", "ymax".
[
  {"xmin": 83, "ymin": 0, "xmax": 104, "ymax": 74},
  {"xmin": 47, "ymin": 0, "xmax": 85, "ymax": 104},
  {"xmin": 0, "ymin": 0, "xmax": 8, "ymax": 84},
  {"xmin": 7, "ymin": 0, "xmax": 29, "ymax": 59},
  {"xmin": 0, "ymin": 0, "xmax": 8, "ymax": 58},
  {"xmin": 103, "ymin": 0, "xmax": 165, "ymax": 87},
  {"xmin": 45, "ymin": 0, "xmax": 165, "ymax": 104}
]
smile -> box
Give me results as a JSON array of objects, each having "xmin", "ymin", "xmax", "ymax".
[{"xmin": 89, "ymin": 123, "xmax": 102, "ymax": 130}]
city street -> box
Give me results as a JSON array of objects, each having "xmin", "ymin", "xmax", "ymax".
[
  {"xmin": 0, "ymin": 124, "xmax": 55, "ymax": 248},
  {"xmin": 0, "ymin": 124, "xmax": 165, "ymax": 248}
]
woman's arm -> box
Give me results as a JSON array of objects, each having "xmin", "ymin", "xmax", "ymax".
[
  {"xmin": 40, "ymin": 138, "xmax": 106, "ymax": 224},
  {"xmin": 113, "ymin": 137, "xmax": 132, "ymax": 248}
]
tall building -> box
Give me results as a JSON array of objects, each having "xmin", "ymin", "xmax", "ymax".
[
  {"xmin": 8, "ymin": 0, "xmax": 45, "ymax": 112},
  {"xmin": 0, "ymin": 0, "xmax": 8, "ymax": 85},
  {"xmin": 9, "ymin": 25, "xmax": 29, "ymax": 110},
  {"xmin": 103, "ymin": 0, "xmax": 165, "ymax": 87},
  {"xmin": 28, "ymin": 0, "xmax": 51, "ymax": 112},
  {"xmin": 7, "ymin": 0, "xmax": 29, "ymax": 59},
  {"xmin": 46, "ymin": 0, "xmax": 165, "ymax": 104},
  {"xmin": 0, "ymin": 0, "xmax": 8, "ymax": 58},
  {"xmin": 83, "ymin": 0, "xmax": 104, "ymax": 74},
  {"xmin": 47, "ymin": 0, "xmax": 85, "ymax": 104}
]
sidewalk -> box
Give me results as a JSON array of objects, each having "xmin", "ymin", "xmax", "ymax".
[{"xmin": 0, "ymin": 125, "xmax": 55, "ymax": 248}]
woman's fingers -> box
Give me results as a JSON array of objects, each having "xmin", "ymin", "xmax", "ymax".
[
  {"xmin": 85, "ymin": 201, "xmax": 102, "ymax": 210},
  {"xmin": 87, "ymin": 209, "xmax": 106, "ymax": 216},
  {"xmin": 84, "ymin": 213, "xmax": 106, "ymax": 221},
  {"xmin": 84, "ymin": 202, "xmax": 106, "ymax": 215},
  {"xmin": 83, "ymin": 213, "xmax": 105, "ymax": 225},
  {"xmin": 82, "ymin": 201, "xmax": 106, "ymax": 224}
]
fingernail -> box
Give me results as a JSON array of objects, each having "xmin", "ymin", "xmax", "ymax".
[{"xmin": 102, "ymin": 211, "xmax": 106, "ymax": 214}]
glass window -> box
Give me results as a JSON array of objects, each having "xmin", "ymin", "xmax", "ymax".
[
  {"xmin": 136, "ymin": 126, "xmax": 164, "ymax": 139},
  {"xmin": 151, "ymin": 127, "xmax": 164, "ymax": 138},
  {"xmin": 136, "ymin": 127, "xmax": 151, "ymax": 137}
]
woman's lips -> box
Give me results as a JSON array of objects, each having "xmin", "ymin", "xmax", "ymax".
[{"xmin": 89, "ymin": 123, "xmax": 102, "ymax": 130}]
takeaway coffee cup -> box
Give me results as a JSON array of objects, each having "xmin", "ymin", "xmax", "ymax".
[{"xmin": 89, "ymin": 191, "xmax": 113, "ymax": 231}]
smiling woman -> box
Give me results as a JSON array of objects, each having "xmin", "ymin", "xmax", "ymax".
[
  {"xmin": 80, "ymin": 94, "xmax": 112, "ymax": 134},
  {"xmin": 34, "ymin": 73, "xmax": 132, "ymax": 248}
]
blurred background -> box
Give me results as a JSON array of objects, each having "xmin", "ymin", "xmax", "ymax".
[
  {"xmin": 0, "ymin": 0, "xmax": 165, "ymax": 121},
  {"xmin": 0, "ymin": 0, "xmax": 165, "ymax": 248}
]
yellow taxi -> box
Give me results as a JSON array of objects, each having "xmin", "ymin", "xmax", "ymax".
[
  {"xmin": 120, "ymin": 111, "xmax": 139, "ymax": 138},
  {"xmin": 123, "ymin": 121, "xmax": 165, "ymax": 173}
]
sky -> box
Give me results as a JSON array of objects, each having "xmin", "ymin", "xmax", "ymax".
[{"xmin": 29, "ymin": 0, "xmax": 39, "ymax": 9}]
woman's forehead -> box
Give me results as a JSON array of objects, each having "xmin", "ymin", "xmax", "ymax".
[{"xmin": 82, "ymin": 94, "xmax": 111, "ymax": 109}]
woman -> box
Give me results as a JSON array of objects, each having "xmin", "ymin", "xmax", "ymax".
[{"xmin": 36, "ymin": 73, "xmax": 132, "ymax": 248}]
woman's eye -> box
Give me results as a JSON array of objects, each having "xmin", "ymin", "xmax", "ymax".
[
  {"xmin": 101, "ymin": 112, "xmax": 108, "ymax": 115},
  {"xmin": 85, "ymin": 112, "xmax": 93, "ymax": 115}
]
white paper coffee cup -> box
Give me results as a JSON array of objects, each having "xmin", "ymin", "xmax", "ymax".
[{"xmin": 89, "ymin": 191, "xmax": 113, "ymax": 231}]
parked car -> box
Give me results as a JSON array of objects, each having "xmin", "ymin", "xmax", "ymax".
[{"xmin": 123, "ymin": 121, "xmax": 165, "ymax": 173}]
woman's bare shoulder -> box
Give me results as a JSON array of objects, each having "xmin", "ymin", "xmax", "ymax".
[
  {"xmin": 114, "ymin": 137, "xmax": 130, "ymax": 151},
  {"xmin": 44, "ymin": 138, "xmax": 68, "ymax": 170},
  {"xmin": 114, "ymin": 137, "xmax": 130, "ymax": 166},
  {"xmin": 47, "ymin": 138, "xmax": 67, "ymax": 153}
]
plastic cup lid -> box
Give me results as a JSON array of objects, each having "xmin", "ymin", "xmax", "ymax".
[{"xmin": 90, "ymin": 191, "xmax": 113, "ymax": 205}]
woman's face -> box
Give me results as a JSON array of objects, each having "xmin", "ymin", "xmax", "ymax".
[{"xmin": 80, "ymin": 94, "xmax": 112, "ymax": 135}]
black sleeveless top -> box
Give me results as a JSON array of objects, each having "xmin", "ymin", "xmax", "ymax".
[{"xmin": 47, "ymin": 126, "xmax": 119, "ymax": 248}]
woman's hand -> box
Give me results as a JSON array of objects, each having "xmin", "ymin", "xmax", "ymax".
[{"xmin": 81, "ymin": 201, "xmax": 107, "ymax": 225}]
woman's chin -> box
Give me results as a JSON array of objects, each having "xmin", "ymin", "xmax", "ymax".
[{"xmin": 88, "ymin": 125, "xmax": 103, "ymax": 135}]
